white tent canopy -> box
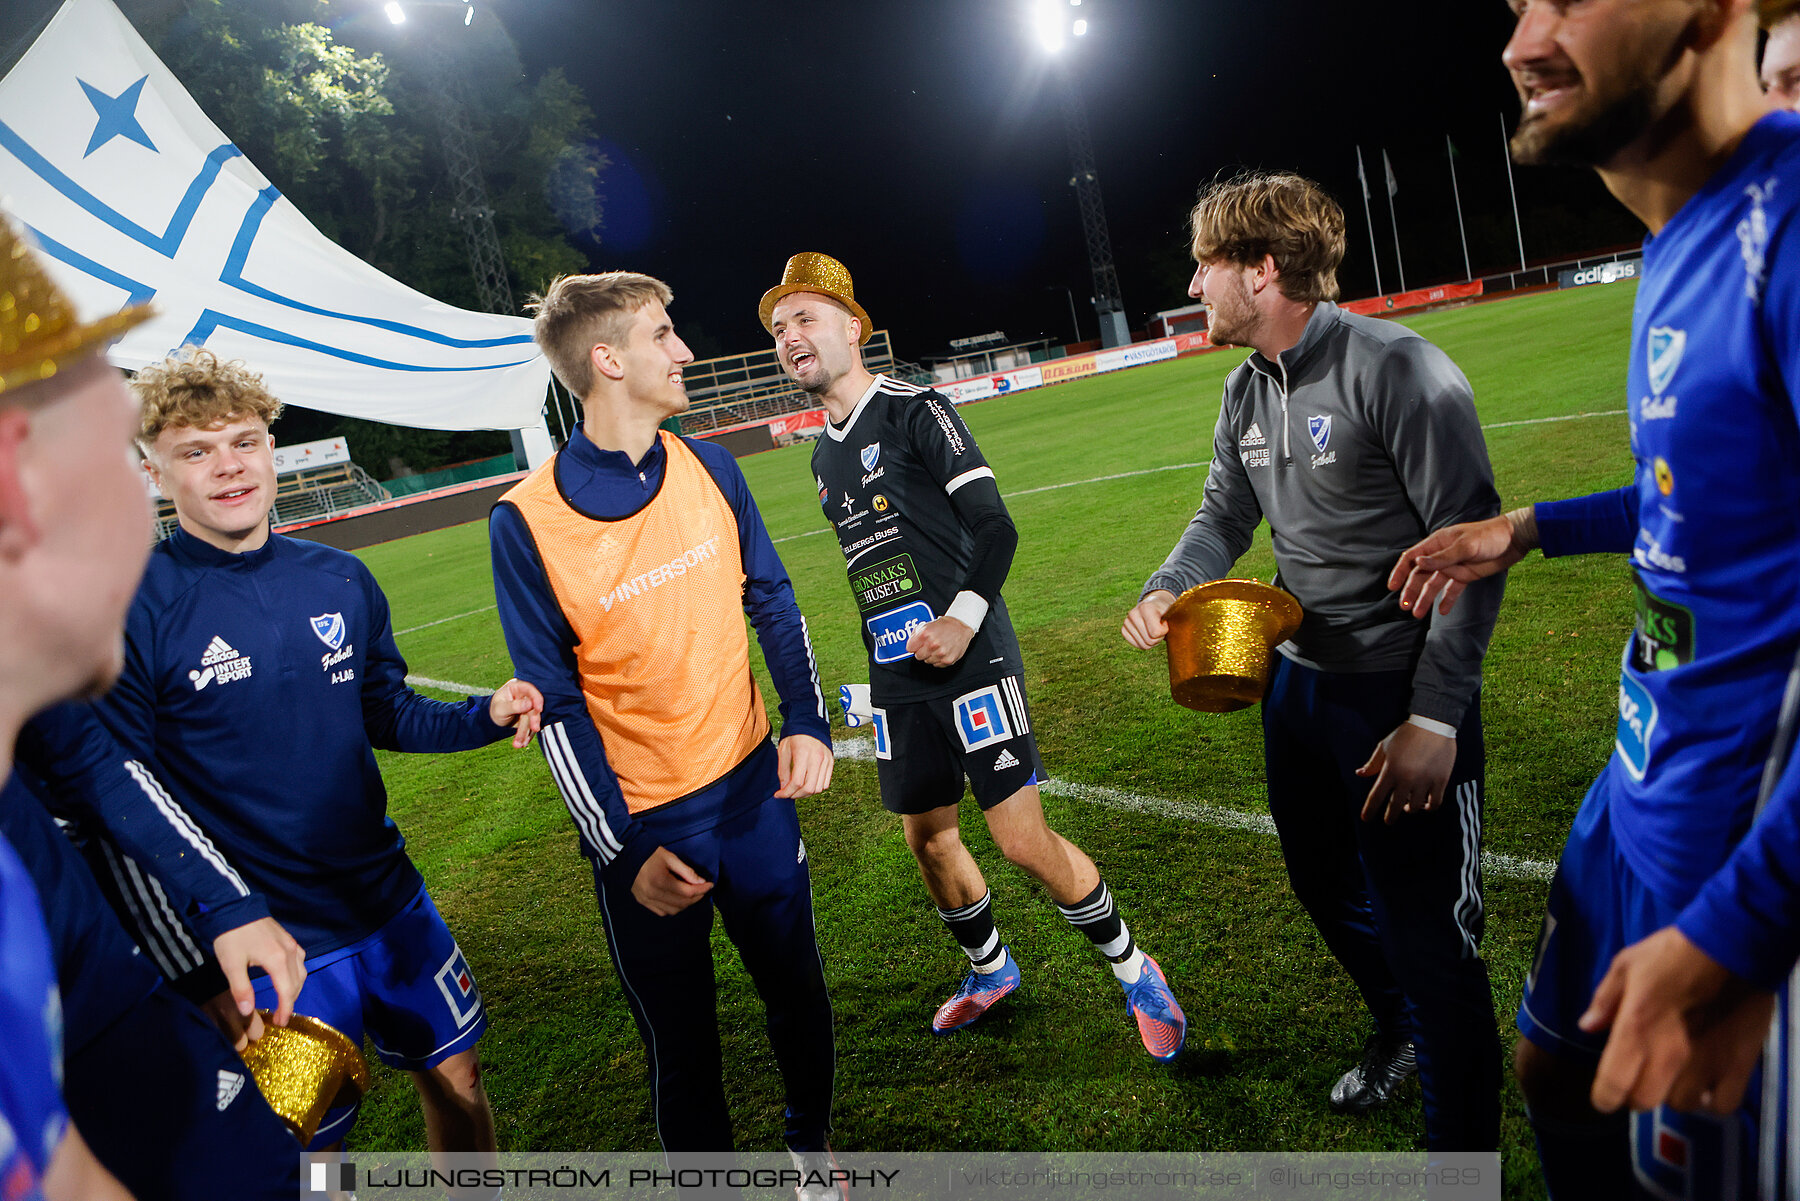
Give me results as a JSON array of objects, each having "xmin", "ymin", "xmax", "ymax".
[{"xmin": 0, "ymin": 0, "xmax": 553, "ymax": 455}]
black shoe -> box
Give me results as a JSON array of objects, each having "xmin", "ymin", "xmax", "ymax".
[{"xmin": 1329, "ymin": 1033, "xmax": 1417, "ymax": 1113}]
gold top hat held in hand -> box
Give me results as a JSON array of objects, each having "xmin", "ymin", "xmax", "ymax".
[
  {"xmin": 759, "ymin": 252, "xmax": 873, "ymax": 344},
  {"xmin": 238, "ymin": 1012, "xmax": 373, "ymax": 1144},
  {"xmin": 0, "ymin": 215, "xmax": 153, "ymax": 395},
  {"xmin": 1162, "ymin": 579, "xmax": 1303, "ymax": 713}
]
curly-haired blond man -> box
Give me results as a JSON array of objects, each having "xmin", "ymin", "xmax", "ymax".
[{"xmin": 92, "ymin": 346, "xmax": 544, "ymax": 1176}]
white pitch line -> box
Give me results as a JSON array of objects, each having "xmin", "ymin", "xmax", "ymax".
[
  {"xmin": 395, "ymin": 605, "xmax": 497, "ymax": 637},
  {"xmin": 404, "ymin": 674, "xmax": 490, "ymax": 697},
  {"xmin": 392, "ymin": 408, "xmax": 1626, "ymax": 622},
  {"xmin": 770, "ymin": 407, "xmax": 1625, "ymax": 543},
  {"xmin": 833, "ymin": 735, "xmax": 1554, "ymax": 882},
  {"xmin": 1482, "ymin": 408, "xmax": 1627, "ymax": 431}
]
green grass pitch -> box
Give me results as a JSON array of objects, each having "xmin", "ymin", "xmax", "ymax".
[{"xmin": 349, "ymin": 283, "xmax": 1639, "ymax": 1199}]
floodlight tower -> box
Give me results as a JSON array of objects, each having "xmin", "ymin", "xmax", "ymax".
[
  {"xmin": 1033, "ymin": 0, "xmax": 1128, "ymax": 348},
  {"xmin": 386, "ymin": 1, "xmax": 515, "ymax": 316}
]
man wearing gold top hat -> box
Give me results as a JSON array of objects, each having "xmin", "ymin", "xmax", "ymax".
[
  {"xmin": 764, "ymin": 252, "xmax": 1188, "ymax": 1061},
  {"xmin": 1122, "ymin": 173, "xmax": 1505, "ymax": 1151},
  {"xmin": 0, "ymin": 213, "xmax": 162, "ymax": 1199}
]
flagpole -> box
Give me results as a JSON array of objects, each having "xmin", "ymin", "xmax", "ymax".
[
  {"xmin": 1356, "ymin": 146, "xmax": 1384, "ymax": 296},
  {"xmin": 1383, "ymin": 148, "xmax": 1408, "ymax": 292},
  {"xmin": 1447, "ymin": 134, "xmax": 1472, "ymax": 282},
  {"xmin": 1501, "ymin": 111, "xmax": 1527, "ymax": 272}
]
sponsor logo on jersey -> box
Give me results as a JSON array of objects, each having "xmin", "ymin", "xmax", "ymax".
[
  {"xmin": 867, "ymin": 602, "xmax": 934, "ymax": 664},
  {"xmin": 1653, "ymin": 457, "xmax": 1674, "ymax": 496},
  {"xmin": 434, "ymin": 945, "xmax": 482, "ymax": 1028},
  {"xmin": 1307, "ymin": 414, "xmax": 1332, "ymax": 453},
  {"xmin": 993, "ymin": 748, "xmax": 1020, "ymax": 771},
  {"xmin": 1633, "ymin": 530, "xmax": 1687, "ymax": 575},
  {"xmin": 190, "ymin": 636, "xmax": 252, "ymax": 690},
  {"xmin": 1739, "ymin": 179, "xmax": 1775, "ymax": 304},
  {"xmin": 860, "ymin": 442, "xmax": 881, "ymax": 473},
  {"xmin": 841, "ymin": 526, "xmax": 901, "ymax": 560},
  {"xmin": 873, "ymin": 494, "xmax": 889, "ymax": 512},
  {"xmin": 309, "ymin": 612, "xmax": 346, "ymax": 650},
  {"xmin": 1239, "ymin": 422, "xmax": 1265, "ymax": 448},
  {"xmin": 1616, "ymin": 668, "xmax": 1658, "ymax": 781},
  {"xmin": 953, "ymin": 684, "xmax": 1014, "ymax": 752},
  {"xmin": 925, "ymin": 397, "xmax": 967, "ymax": 456},
  {"xmin": 850, "ymin": 553, "xmax": 921, "ymax": 614},
  {"xmin": 1630, "ymin": 573, "xmax": 1694, "ymax": 673},
  {"xmin": 1647, "ymin": 327, "xmax": 1685, "ymax": 395},
  {"xmin": 1244, "ymin": 447, "xmax": 1271, "ymax": 469},
  {"xmin": 597, "ymin": 535, "xmax": 722, "ymax": 614},
  {"xmin": 216, "ymin": 1069, "xmax": 245, "ymax": 1111},
  {"xmin": 817, "ymin": 475, "xmax": 829, "ymax": 504},
  {"xmin": 870, "ymin": 707, "xmax": 891, "ymax": 759}
]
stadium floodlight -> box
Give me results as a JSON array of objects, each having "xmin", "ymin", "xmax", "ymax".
[
  {"xmin": 384, "ymin": 2, "xmax": 405, "ymax": 23},
  {"xmin": 1073, "ymin": 19, "xmax": 1088, "ymax": 35},
  {"xmin": 1032, "ymin": 0, "xmax": 1067, "ymax": 54}
]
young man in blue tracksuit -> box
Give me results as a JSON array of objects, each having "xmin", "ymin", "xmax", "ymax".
[
  {"xmin": 91, "ymin": 348, "xmax": 543, "ymax": 1165},
  {"xmin": 490, "ymin": 272, "xmax": 842, "ymax": 1196},
  {"xmin": 1394, "ymin": 2, "xmax": 1800, "ymax": 1194}
]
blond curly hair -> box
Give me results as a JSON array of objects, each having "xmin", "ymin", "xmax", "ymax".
[{"xmin": 132, "ymin": 347, "xmax": 283, "ymax": 455}]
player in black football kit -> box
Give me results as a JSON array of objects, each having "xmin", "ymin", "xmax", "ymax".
[{"xmin": 761, "ymin": 253, "xmax": 1186, "ymax": 1058}]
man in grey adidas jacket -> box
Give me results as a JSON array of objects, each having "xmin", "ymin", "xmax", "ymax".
[{"xmin": 1122, "ymin": 171, "xmax": 1504, "ymax": 1150}]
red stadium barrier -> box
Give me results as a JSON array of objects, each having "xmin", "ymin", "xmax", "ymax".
[{"xmin": 1342, "ymin": 281, "xmax": 1483, "ymax": 316}]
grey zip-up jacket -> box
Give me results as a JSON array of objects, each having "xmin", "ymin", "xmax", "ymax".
[{"xmin": 1143, "ymin": 301, "xmax": 1503, "ymax": 727}]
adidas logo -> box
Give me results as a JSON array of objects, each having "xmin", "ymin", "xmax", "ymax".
[
  {"xmin": 993, "ymin": 749, "xmax": 1020, "ymax": 771},
  {"xmin": 1239, "ymin": 422, "xmax": 1266, "ymax": 448},
  {"xmin": 201, "ymin": 636, "xmax": 241, "ymax": 666},
  {"xmin": 216, "ymin": 1069, "xmax": 244, "ymax": 1111},
  {"xmin": 191, "ymin": 635, "xmax": 254, "ymax": 690}
]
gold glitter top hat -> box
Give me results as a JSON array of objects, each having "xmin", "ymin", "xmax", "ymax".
[
  {"xmin": 238, "ymin": 1012, "xmax": 373, "ymax": 1145},
  {"xmin": 759, "ymin": 252, "xmax": 873, "ymax": 344},
  {"xmin": 1162, "ymin": 579, "xmax": 1303, "ymax": 713},
  {"xmin": 0, "ymin": 215, "xmax": 152, "ymax": 396}
]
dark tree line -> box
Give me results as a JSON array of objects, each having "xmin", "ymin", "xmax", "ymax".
[{"xmin": 133, "ymin": 0, "xmax": 604, "ymax": 476}]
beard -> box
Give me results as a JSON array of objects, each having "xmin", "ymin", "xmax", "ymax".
[
  {"xmin": 1205, "ymin": 293, "xmax": 1257, "ymax": 349},
  {"xmin": 1509, "ymin": 34, "xmax": 1681, "ymax": 169},
  {"xmin": 791, "ymin": 358, "xmax": 836, "ymax": 396}
]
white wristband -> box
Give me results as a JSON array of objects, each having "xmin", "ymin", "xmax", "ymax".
[
  {"xmin": 1406, "ymin": 714, "xmax": 1457, "ymax": 739},
  {"xmin": 946, "ymin": 591, "xmax": 989, "ymax": 633}
]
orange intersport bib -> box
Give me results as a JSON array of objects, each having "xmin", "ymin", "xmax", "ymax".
[{"xmin": 501, "ymin": 432, "xmax": 769, "ymax": 813}]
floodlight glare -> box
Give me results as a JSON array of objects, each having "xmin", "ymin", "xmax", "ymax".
[
  {"xmin": 1032, "ymin": 0, "xmax": 1066, "ymax": 53},
  {"xmin": 1073, "ymin": 19, "xmax": 1088, "ymax": 35},
  {"xmin": 384, "ymin": 1, "xmax": 405, "ymax": 23},
  {"xmin": 463, "ymin": 4, "xmax": 473, "ymax": 23}
]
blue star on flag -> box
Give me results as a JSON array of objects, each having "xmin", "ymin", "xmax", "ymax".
[{"xmin": 79, "ymin": 75, "xmax": 157, "ymax": 158}]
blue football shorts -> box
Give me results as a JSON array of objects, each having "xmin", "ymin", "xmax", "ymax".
[
  {"xmin": 1520, "ymin": 764, "xmax": 1771, "ymax": 1199},
  {"xmin": 252, "ymin": 883, "xmax": 486, "ymax": 1148}
]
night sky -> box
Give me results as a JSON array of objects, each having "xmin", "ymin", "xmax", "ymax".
[
  {"xmin": 16, "ymin": 0, "xmax": 1649, "ymax": 363},
  {"xmin": 475, "ymin": 0, "xmax": 1642, "ymax": 360}
]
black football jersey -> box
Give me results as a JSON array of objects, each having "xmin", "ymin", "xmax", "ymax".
[{"xmin": 810, "ymin": 375, "xmax": 1023, "ymax": 703}]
